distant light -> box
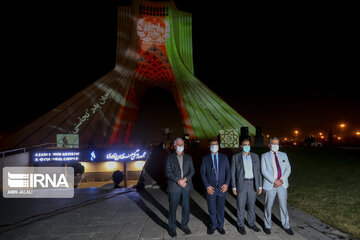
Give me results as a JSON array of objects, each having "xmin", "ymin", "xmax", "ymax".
[
  {"xmin": 320, "ymin": 136, "xmax": 324, "ymax": 139},
  {"xmin": 284, "ymin": 138, "xmax": 288, "ymax": 141},
  {"xmin": 356, "ymin": 131, "xmax": 360, "ymax": 136},
  {"xmin": 340, "ymin": 124, "xmax": 346, "ymax": 128},
  {"xmin": 105, "ymin": 162, "xmax": 117, "ymax": 170},
  {"xmin": 293, "ymin": 142, "xmax": 297, "ymax": 145},
  {"xmin": 337, "ymin": 137, "xmax": 342, "ymax": 140},
  {"xmin": 266, "ymin": 135, "xmax": 270, "ymax": 138},
  {"xmin": 294, "ymin": 130, "xmax": 299, "ymax": 135},
  {"xmin": 319, "ymin": 132, "xmax": 323, "ymax": 136}
]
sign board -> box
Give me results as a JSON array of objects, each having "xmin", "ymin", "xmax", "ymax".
[
  {"xmin": 32, "ymin": 148, "xmax": 148, "ymax": 163},
  {"xmin": 33, "ymin": 150, "xmax": 81, "ymax": 162},
  {"xmin": 89, "ymin": 149, "xmax": 147, "ymax": 162},
  {"xmin": 219, "ymin": 129, "xmax": 239, "ymax": 148},
  {"xmin": 56, "ymin": 134, "xmax": 79, "ymax": 148}
]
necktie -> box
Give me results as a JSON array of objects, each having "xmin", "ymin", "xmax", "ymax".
[
  {"xmin": 213, "ymin": 154, "xmax": 219, "ymax": 183},
  {"xmin": 274, "ymin": 152, "xmax": 282, "ymax": 179}
]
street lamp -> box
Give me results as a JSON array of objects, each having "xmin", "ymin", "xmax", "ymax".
[
  {"xmin": 294, "ymin": 130, "xmax": 299, "ymax": 144},
  {"xmin": 318, "ymin": 132, "xmax": 323, "ymax": 142},
  {"xmin": 339, "ymin": 123, "xmax": 346, "ymax": 139}
]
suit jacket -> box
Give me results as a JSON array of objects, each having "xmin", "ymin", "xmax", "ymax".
[
  {"xmin": 231, "ymin": 152, "xmax": 262, "ymax": 192},
  {"xmin": 165, "ymin": 152, "xmax": 195, "ymax": 193},
  {"xmin": 261, "ymin": 151, "xmax": 291, "ymax": 191},
  {"xmin": 200, "ymin": 152, "xmax": 230, "ymax": 190}
]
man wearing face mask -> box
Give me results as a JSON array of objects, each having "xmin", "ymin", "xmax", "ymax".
[
  {"xmin": 261, "ymin": 137, "xmax": 293, "ymax": 235},
  {"xmin": 165, "ymin": 137, "xmax": 195, "ymax": 238},
  {"xmin": 231, "ymin": 138, "xmax": 262, "ymax": 235},
  {"xmin": 200, "ymin": 139, "xmax": 230, "ymax": 235}
]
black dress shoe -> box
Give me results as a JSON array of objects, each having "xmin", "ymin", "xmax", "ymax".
[
  {"xmin": 182, "ymin": 227, "xmax": 192, "ymax": 235},
  {"xmin": 264, "ymin": 228, "xmax": 271, "ymax": 234},
  {"xmin": 284, "ymin": 228, "xmax": 294, "ymax": 235},
  {"xmin": 207, "ymin": 228, "xmax": 215, "ymax": 235},
  {"xmin": 237, "ymin": 226, "xmax": 246, "ymax": 235},
  {"xmin": 217, "ymin": 228, "xmax": 225, "ymax": 235},
  {"xmin": 249, "ymin": 224, "xmax": 261, "ymax": 232},
  {"xmin": 169, "ymin": 230, "xmax": 177, "ymax": 238}
]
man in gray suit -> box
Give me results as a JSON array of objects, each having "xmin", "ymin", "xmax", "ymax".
[
  {"xmin": 261, "ymin": 137, "xmax": 294, "ymax": 235},
  {"xmin": 231, "ymin": 138, "xmax": 262, "ymax": 235},
  {"xmin": 165, "ymin": 138, "xmax": 195, "ymax": 238}
]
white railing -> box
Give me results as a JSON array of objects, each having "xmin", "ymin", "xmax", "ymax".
[{"xmin": 0, "ymin": 147, "xmax": 26, "ymax": 158}]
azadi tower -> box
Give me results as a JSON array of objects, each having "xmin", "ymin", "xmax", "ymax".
[{"xmin": 2, "ymin": 0, "xmax": 255, "ymax": 150}]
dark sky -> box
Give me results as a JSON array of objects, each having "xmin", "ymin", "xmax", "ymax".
[{"xmin": 1, "ymin": 1, "xmax": 359, "ymax": 142}]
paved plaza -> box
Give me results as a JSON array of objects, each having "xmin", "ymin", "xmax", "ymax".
[{"xmin": 0, "ymin": 185, "xmax": 356, "ymax": 240}]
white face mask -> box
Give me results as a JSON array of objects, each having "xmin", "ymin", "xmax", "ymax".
[
  {"xmin": 176, "ymin": 146, "xmax": 184, "ymax": 153},
  {"xmin": 271, "ymin": 144, "xmax": 279, "ymax": 152},
  {"xmin": 210, "ymin": 145, "xmax": 219, "ymax": 153}
]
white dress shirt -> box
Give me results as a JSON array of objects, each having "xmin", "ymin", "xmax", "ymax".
[{"xmin": 243, "ymin": 153, "xmax": 254, "ymax": 179}]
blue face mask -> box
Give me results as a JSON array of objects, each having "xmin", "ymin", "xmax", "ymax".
[
  {"xmin": 243, "ymin": 145, "xmax": 251, "ymax": 153},
  {"xmin": 176, "ymin": 146, "xmax": 184, "ymax": 153}
]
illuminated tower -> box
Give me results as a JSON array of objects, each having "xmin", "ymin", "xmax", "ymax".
[{"xmin": 2, "ymin": 0, "xmax": 255, "ymax": 149}]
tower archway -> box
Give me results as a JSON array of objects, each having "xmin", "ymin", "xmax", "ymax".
[{"xmin": 2, "ymin": 0, "xmax": 255, "ymax": 150}]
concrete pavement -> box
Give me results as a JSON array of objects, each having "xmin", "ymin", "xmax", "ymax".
[{"xmin": 0, "ymin": 185, "xmax": 356, "ymax": 240}]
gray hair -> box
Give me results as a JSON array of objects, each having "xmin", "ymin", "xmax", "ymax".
[
  {"xmin": 174, "ymin": 137, "xmax": 184, "ymax": 146},
  {"xmin": 269, "ymin": 137, "xmax": 280, "ymax": 144}
]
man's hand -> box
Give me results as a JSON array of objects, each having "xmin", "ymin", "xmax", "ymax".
[
  {"xmin": 258, "ymin": 188, "xmax": 262, "ymax": 195},
  {"xmin": 207, "ymin": 186, "xmax": 215, "ymax": 195},
  {"xmin": 178, "ymin": 178, "xmax": 187, "ymax": 188},
  {"xmin": 232, "ymin": 189, "xmax": 237, "ymax": 196},
  {"xmin": 221, "ymin": 184, "xmax": 228, "ymax": 193},
  {"xmin": 274, "ymin": 179, "xmax": 283, "ymax": 187}
]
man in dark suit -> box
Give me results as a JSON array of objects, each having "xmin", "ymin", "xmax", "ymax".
[
  {"xmin": 231, "ymin": 138, "xmax": 262, "ymax": 235},
  {"xmin": 200, "ymin": 139, "xmax": 230, "ymax": 235},
  {"xmin": 165, "ymin": 137, "xmax": 195, "ymax": 238}
]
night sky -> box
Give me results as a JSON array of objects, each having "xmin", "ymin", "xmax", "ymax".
[{"xmin": 1, "ymin": 1, "xmax": 359, "ymax": 143}]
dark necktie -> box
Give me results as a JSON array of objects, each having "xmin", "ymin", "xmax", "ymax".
[
  {"xmin": 274, "ymin": 152, "xmax": 282, "ymax": 179},
  {"xmin": 213, "ymin": 154, "xmax": 219, "ymax": 183}
]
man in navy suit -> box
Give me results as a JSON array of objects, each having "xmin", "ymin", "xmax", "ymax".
[{"xmin": 200, "ymin": 139, "xmax": 230, "ymax": 235}]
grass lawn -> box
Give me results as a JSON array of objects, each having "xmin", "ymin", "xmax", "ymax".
[{"xmin": 253, "ymin": 147, "xmax": 360, "ymax": 238}]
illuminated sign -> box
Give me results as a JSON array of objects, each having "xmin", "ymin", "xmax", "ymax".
[
  {"xmin": 32, "ymin": 148, "xmax": 148, "ymax": 163},
  {"xmin": 56, "ymin": 134, "xmax": 79, "ymax": 148},
  {"xmin": 90, "ymin": 151, "xmax": 96, "ymax": 161},
  {"xmin": 219, "ymin": 129, "xmax": 239, "ymax": 148},
  {"xmin": 106, "ymin": 149, "xmax": 147, "ymax": 161},
  {"xmin": 33, "ymin": 151, "xmax": 80, "ymax": 162}
]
